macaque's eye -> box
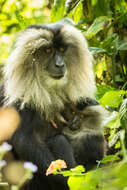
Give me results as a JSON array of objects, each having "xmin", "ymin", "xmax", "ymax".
[
  {"xmin": 45, "ymin": 47, "xmax": 54, "ymax": 53},
  {"xmin": 59, "ymin": 47, "xmax": 66, "ymax": 52}
]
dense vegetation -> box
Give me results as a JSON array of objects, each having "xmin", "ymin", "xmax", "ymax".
[{"xmin": 0, "ymin": 0, "xmax": 127, "ymax": 189}]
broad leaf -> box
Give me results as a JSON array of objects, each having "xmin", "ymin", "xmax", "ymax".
[
  {"xmin": 101, "ymin": 33, "xmax": 119, "ymax": 51},
  {"xmin": 117, "ymin": 42, "xmax": 127, "ymax": 51},
  {"xmin": 106, "ymin": 111, "xmax": 121, "ymax": 129},
  {"xmin": 85, "ymin": 16, "xmax": 112, "ymax": 37},
  {"xmin": 99, "ymin": 90, "xmax": 125, "ymax": 108},
  {"xmin": 89, "ymin": 47, "xmax": 107, "ymax": 54},
  {"xmin": 101, "ymin": 155, "xmax": 120, "ymax": 164},
  {"xmin": 68, "ymin": 175, "xmax": 87, "ymax": 190},
  {"xmin": 96, "ymin": 85, "xmax": 115, "ymax": 100}
]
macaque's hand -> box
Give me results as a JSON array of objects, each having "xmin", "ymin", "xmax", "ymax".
[{"xmin": 68, "ymin": 115, "xmax": 80, "ymax": 131}]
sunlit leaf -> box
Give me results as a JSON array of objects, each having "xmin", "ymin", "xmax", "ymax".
[
  {"xmin": 68, "ymin": 175, "xmax": 86, "ymax": 190},
  {"xmin": 85, "ymin": 16, "xmax": 112, "ymax": 37},
  {"xmin": 70, "ymin": 165, "xmax": 85, "ymax": 174},
  {"xmin": 84, "ymin": 170, "xmax": 102, "ymax": 189},
  {"xmin": 95, "ymin": 56, "xmax": 106, "ymax": 78},
  {"xmin": 106, "ymin": 111, "xmax": 121, "ymax": 129},
  {"xmin": 50, "ymin": 0, "xmax": 65, "ymax": 22},
  {"xmin": 65, "ymin": 0, "xmax": 79, "ymax": 14},
  {"xmin": 96, "ymin": 85, "xmax": 115, "ymax": 100},
  {"xmin": 91, "ymin": 0, "xmax": 97, "ymax": 6},
  {"xmin": 101, "ymin": 155, "xmax": 120, "ymax": 164},
  {"xmin": 99, "ymin": 90, "xmax": 125, "ymax": 108},
  {"xmin": 115, "ymin": 141, "xmax": 120, "ymax": 149},
  {"xmin": 72, "ymin": 1, "xmax": 83, "ymax": 23}
]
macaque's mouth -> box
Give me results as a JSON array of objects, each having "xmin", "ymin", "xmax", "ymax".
[{"xmin": 51, "ymin": 74, "xmax": 64, "ymax": 79}]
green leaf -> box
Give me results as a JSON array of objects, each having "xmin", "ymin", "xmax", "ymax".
[
  {"xmin": 70, "ymin": 165, "xmax": 85, "ymax": 174},
  {"xmin": 92, "ymin": 0, "xmax": 111, "ymax": 17},
  {"xmin": 96, "ymin": 85, "xmax": 115, "ymax": 100},
  {"xmin": 89, "ymin": 47, "xmax": 107, "ymax": 54},
  {"xmin": 99, "ymin": 90, "xmax": 125, "ymax": 108},
  {"xmin": 68, "ymin": 168, "xmax": 102, "ymax": 190},
  {"xmin": 91, "ymin": 0, "xmax": 97, "ymax": 6},
  {"xmin": 50, "ymin": 0, "xmax": 65, "ymax": 22},
  {"xmin": 83, "ymin": 170, "xmax": 102, "ymax": 190},
  {"xmin": 115, "ymin": 141, "xmax": 120, "ymax": 149},
  {"xmin": 65, "ymin": 0, "xmax": 79, "ymax": 14},
  {"xmin": 85, "ymin": 16, "xmax": 112, "ymax": 38},
  {"xmin": 56, "ymin": 165, "xmax": 85, "ymax": 177},
  {"xmin": 106, "ymin": 111, "xmax": 121, "ymax": 129},
  {"xmin": 101, "ymin": 33, "xmax": 119, "ymax": 50},
  {"xmin": 117, "ymin": 42, "xmax": 127, "ymax": 51},
  {"xmin": 95, "ymin": 56, "xmax": 106, "ymax": 78},
  {"xmin": 101, "ymin": 155, "xmax": 120, "ymax": 164},
  {"xmin": 59, "ymin": 170, "xmax": 75, "ymax": 177},
  {"xmin": 72, "ymin": 1, "xmax": 83, "ymax": 23},
  {"xmin": 119, "ymin": 98, "xmax": 127, "ymax": 128},
  {"xmin": 68, "ymin": 176, "xmax": 86, "ymax": 190}
]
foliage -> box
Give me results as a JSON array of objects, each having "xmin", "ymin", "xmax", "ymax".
[
  {"xmin": 0, "ymin": 0, "xmax": 50, "ymax": 64},
  {"xmin": 0, "ymin": 0, "xmax": 127, "ymax": 189}
]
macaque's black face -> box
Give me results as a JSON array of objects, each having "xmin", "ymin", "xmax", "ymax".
[
  {"xmin": 45, "ymin": 47, "xmax": 67, "ymax": 79},
  {"xmin": 28, "ymin": 22, "xmax": 73, "ymax": 80},
  {"xmin": 25, "ymin": 21, "xmax": 85, "ymax": 83},
  {"xmin": 34, "ymin": 41, "xmax": 67, "ymax": 79}
]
